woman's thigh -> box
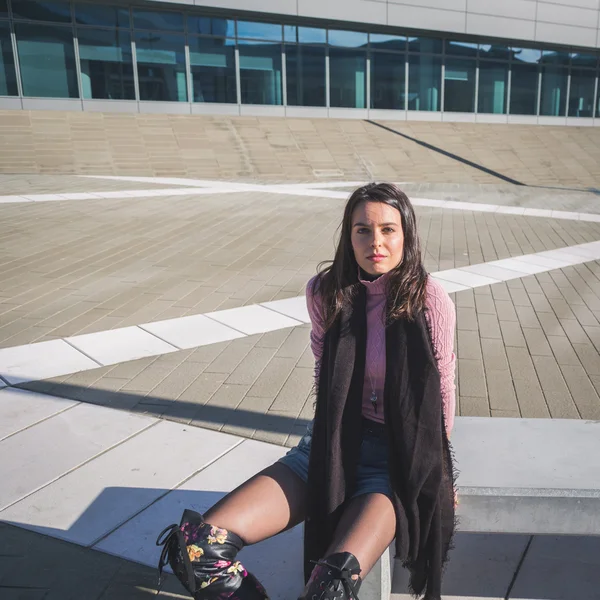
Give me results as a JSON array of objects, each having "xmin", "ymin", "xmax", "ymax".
[
  {"xmin": 325, "ymin": 492, "xmax": 396, "ymax": 577},
  {"xmin": 204, "ymin": 461, "xmax": 307, "ymax": 545}
]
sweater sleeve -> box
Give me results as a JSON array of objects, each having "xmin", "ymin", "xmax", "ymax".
[
  {"xmin": 425, "ymin": 277, "xmax": 457, "ymax": 437},
  {"xmin": 306, "ymin": 275, "xmax": 326, "ymax": 385}
]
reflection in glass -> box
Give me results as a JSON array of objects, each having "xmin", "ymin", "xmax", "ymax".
[
  {"xmin": 510, "ymin": 47, "xmax": 540, "ymax": 64},
  {"xmin": 370, "ymin": 51, "xmax": 405, "ymax": 110},
  {"xmin": 478, "ymin": 61, "xmax": 508, "ymax": 114},
  {"xmin": 329, "ymin": 47, "xmax": 366, "ymax": 108},
  {"xmin": 571, "ymin": 53, "xmax": 598, "ymax": 68},
  {"xmin": 15, "ymin": 23, "xmax": 78, "ymax": 97},
  {"xmin": 298, "ymin": 26, "xmax": 326, "ymax": 44},
  {"xmin": 285, "ymin": 44, "xmax": 325, "ymax": 106},
  {"xmin": 0, "ymin": 0, "xmax": 8, "ymax": 18},
  {"xmin": 479, "ymin": 43, "xmax": 511, "ymax": 61},
  {"xmin": 541, "ymin": 50, "xmax": 569, "ymax": 66},
  {"xmin": 133, "ymin": 9, "xmax": 184, "ymax": 32},
  {"xmin": 0, "ymin": 22, "xmax": 18, "ymax": 95},
  {"xmin": 407, "ymin": 36, "xmax": 442, "ymax": 54},
  {"xmin": 540, "ymin": 66, "xmax": 567, "ymax": 116},
  {"xmin": 444, "ymin": 58, "xmax": 475, "ymax": 112},
  {"xmin": 408, "ymin": 54, "xmax": 440, "ymax": 111},
  {"xmin": 510, "ymin": 63, "xmax": 538, "ymax": 115},
  {"xmin": 328, "ymin": 30, "xmax": 367, "ymax": 48},
  {"xmin": 239, "ymin": 41, "xmax": 282, "ymax": 105},
  {"xmin": 445, "ymin": 40, "xmax": 477, "ymax": 57},
  {"xmin": 12, "ymin": 0, "xmax": 71, "ymax": 22},
  {"xmin": 75, "ymin": 4, "xmax": 130, "ymax": 28},
  {"xmin": 237, "ymin": 21, "xmax": 281, "ymax": 41},
  {"xmin": 568, "ymin": 68, "xmax": 596, "ymax": 117},
  {"xmin": 187, "ymin": 16, "xmax": 234, "ymax": 37},
  {"xmin": 78, "ymin": 28, "xmax": 134, "ymax": 99},
  {"xmin": 135, "ymin": 32, "xmax": 187, "ymax": 101},
  {"xmin": 189, "ymin": 36, "xmax": 236, "ymax": 103},
  {"xmin": 369, "ymin": 33, "xmax": 405, "ymax": 51}
]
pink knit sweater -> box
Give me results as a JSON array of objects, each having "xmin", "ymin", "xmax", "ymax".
[{"xmin": 306, "ymin": 273, "xmax": 457, "ymax": 435}]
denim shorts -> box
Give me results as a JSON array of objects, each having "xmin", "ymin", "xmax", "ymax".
[{"xmin": 278, "ymin": 419, "xmax": 392, "ymax": 499}]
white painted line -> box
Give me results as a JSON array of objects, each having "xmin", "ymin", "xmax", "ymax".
[
  {"xmin": 66, "ymin": 326, "xmax": 179, "ymax": 366},
  {"xmin": 206, "ymin": 305, "xmax": 302, "ymax": 335},
  {"xmin": 432, "ymin": 278, "xmax": 470, "ymax": 294},
  {"xmin": 261, "ymin": 296, "xmax": 311, "ymax": 323},
  {"xmin": 0, "ymin": 403, "xmax": 156, "ymax": 511},
  {"xmin": 0, "ymin": 339, "xmax": 99, "ymax": 386},
  {"xmin": 1, "ymin": 420, "xmax": 242, "ymax": 546},
  {"xmin": 462, "ymin": 263, "xmax": 529, "ymax": 281},
  {"xmin": 434, "ymin": 269, "xmax": 500, "ymax": 288},
  {"xmin": 510, "ymin": 254, "xmax": 573, "ymax": 269},
  {"xmin": 140, "ymin": 314, "xmax": 246, "ymax": 349},
  {"xmin": 0, "ymin": 388, "xmax": 78, "ymax": 442},
  {"xmin": 489, "ymin": 258, "xmax": 549, "ymax": 275}
]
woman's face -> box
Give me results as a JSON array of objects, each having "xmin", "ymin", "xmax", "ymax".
[{"xmin": 351, "ymin": 200, "xmax": 404, "ymax": 276}]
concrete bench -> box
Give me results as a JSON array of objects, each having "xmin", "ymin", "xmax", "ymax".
[{"xmin": 352, "ymin": 416, "xmax": 600, "ymax": 599}]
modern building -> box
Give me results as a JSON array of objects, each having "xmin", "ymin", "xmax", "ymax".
[{"xmin": 0, "ymin": 0, "xmax": 599, "ymax": 125}]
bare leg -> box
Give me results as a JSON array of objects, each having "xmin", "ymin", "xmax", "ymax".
[
  {"xmin": 204, "ymin": 462, "xmax": 307, "ymax": 545},
  {"xmin": 325, "ymin": 493, "xmax": 396, "ymax": 577}
]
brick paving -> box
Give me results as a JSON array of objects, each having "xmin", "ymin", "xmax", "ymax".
[{"xmin": 2, "ymin": 111, "xmax": 600, "ymax": 188}]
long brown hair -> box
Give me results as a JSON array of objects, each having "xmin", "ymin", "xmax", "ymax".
[{"xmin": 313, "ymin": 182, "xmax": 428, "ymax": 329}]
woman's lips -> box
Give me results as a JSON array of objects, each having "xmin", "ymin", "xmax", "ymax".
[{"xmin": 367, "ymin": 255, "xmax": 386, "ymax": 263}]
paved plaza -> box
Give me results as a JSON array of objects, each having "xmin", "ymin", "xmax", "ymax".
[{"xmin": 2, "ymin": 124, "xmax": 600, "ymax": 598}]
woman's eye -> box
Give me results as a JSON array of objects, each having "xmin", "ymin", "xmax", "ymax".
[
  {"xmin": 357, "ymin": 228, "xmax": 369, "ymax": 234},
  {"xmin": 383, "ymin": 227, "xmax": 395, "ymax": 233}
]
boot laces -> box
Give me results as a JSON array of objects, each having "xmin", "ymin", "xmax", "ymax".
[{"xmin": 310, "ymin": 559, "xmax": 360, "ymax": 600}]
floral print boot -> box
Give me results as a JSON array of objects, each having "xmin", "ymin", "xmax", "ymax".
[
  {"xmin": 298, "ymin": 552, "xmax": 362, "ymax": 600},
  {"xmin": 157, "ymin": 509, "xmax": 269, "ymax": 600}
]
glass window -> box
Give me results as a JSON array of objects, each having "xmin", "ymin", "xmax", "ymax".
[
  {"xmin": 478, "ymin": 61, "xmax": 508, "ymax": 114},
  {"xmin": 283, "ymin": 25, "xmax": 296, "ymax": 42},
  {"xmin": 369, "ymin": 33, "xmax": 405, "ymax": 51},
  {"xmin": 237, "ymin": 21, "xmax": 281, "ymax": 41},
  {"xmin": 328, "ymin": 30, "xmax": 367, "ymax": 48},
  {"xmin": 445, "ymin": 40, "xmax": 477, "ymax": 57},
  {"xmin": 408, "ymin": 54, "xmax": 441, "ymax": 111},
  {"xmin": 568, "ymin": 68, "xmax": 596, "ymax": 117},
  {"xmin": 510, "ymin": 63, "xmax": 538, "ymax": 115},
  {"xmin": 187, "ymin": 16, "xmax": 234, "ymax": 37},
  {"xmin": 329, "ymin": 47, "xmax": 366, "ymax": 108},
  {"xmin": 15, "ymin": 23, "xmax": 78, "ymax": 97},
  {"xmin": 479, "ymin": 43, "xmax": 511, "ymax": 61},
  {"xmin": 133, "ymin": 9, "xmax": 183, "ymax": 32},
  {"xmin": 12, "ymin": 0, "xmax": 71, "ymax": 23},
  {"xmin": 0, "ymin": 0, "xmax": 8, "ymax": 18},
  {"xmin": 75, "ymin": 4, "xmax": 130, "ymax": 28},
  {"xmin": 444, "ymin": 57, "xmax": 475, "ymax": 112},
  {"xmin": 238, "ymin": 41, "xmax": 282, "ymax": 105},
  {"xmin": 0, "ymin": 22, "xmax": 18, "ymax": 95},
  {"xmin": 298, "ymin": 26, "xmax": 326, "ymax": 44},
  {"xmin": 77, "ymin": 28, "xmax": 134, "ymax": 100},
  {"xmin": 407, "ymin": 36, "xmax": 442, "ymax": 54},
  {"xmin": 189, "ymin": 36, "xmax": 236, "ymax": 103},
  {"xmin": 135, "ymin": 32, "xmax": 187, "ymax": 101},
  {"xmin": 370, "ymin": 51, "xmax": 405, "ymax": 110},
  {"xmin": 539, "ymin": 65, "xmax": 567, "ymax": 116},
  {"xmin": 285, "ymin": 44, "xmax": 325, "ymax": 106},
  {"xmin": 571, "ymin": 52, "xmax": 598, "ymax": 68}
]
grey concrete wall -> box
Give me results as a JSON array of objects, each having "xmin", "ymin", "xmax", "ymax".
[{"xmin": 190, "ymin": 0, "xmax": 600, "ymax": 49}]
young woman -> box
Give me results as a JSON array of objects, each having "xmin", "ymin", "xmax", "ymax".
[{"xmin": 158, "ymin": 183, "xmax": 457, "ymax": 600}]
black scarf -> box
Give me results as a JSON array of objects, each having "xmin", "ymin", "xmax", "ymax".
[{"xmin": 304, "ymin": 284, "xmax": 456, "ymax": 599}]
